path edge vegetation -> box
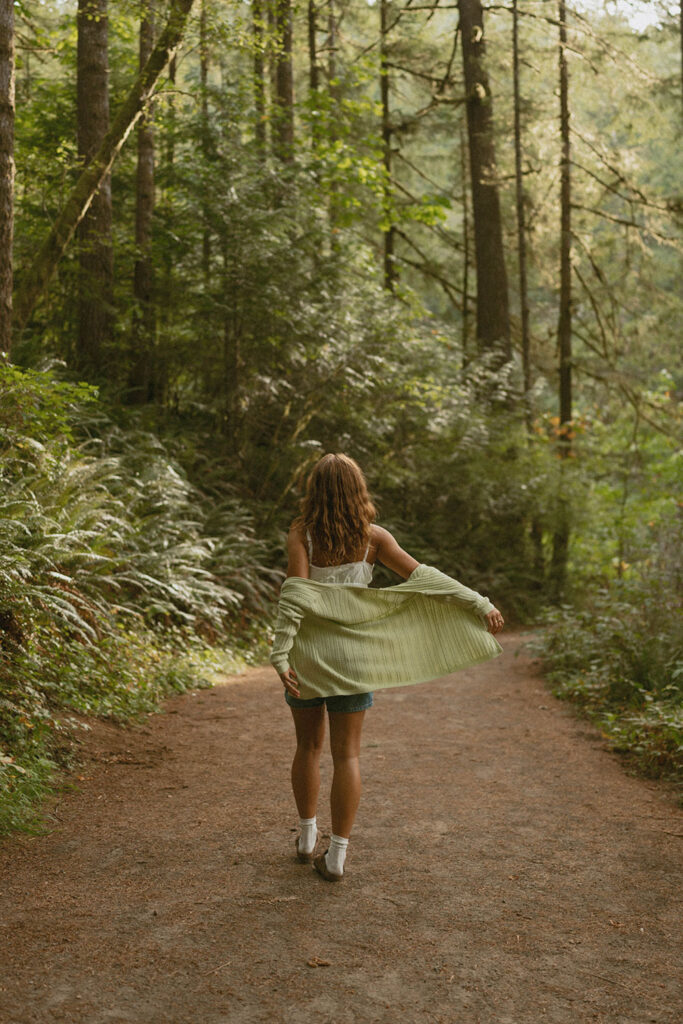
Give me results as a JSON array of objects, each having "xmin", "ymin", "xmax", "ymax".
[{"xmin": 0, "ymin": 2, "xmax": 681, "ymax": 832}]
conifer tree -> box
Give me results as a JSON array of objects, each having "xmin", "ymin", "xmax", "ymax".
[
  {"xmin": 129, "ymin": 2, "xmax": 156, "ymax": 402},
  {"xmin": 0, "ymin": 0, "xmax": 14, "ymax": 357},
  {"xmin": 458, "ymin": 0, "xmax": 510, "ymax": 359},
  {"xmin": 76, "ymin": 0, "xmax": 113, "ymax": 376}
]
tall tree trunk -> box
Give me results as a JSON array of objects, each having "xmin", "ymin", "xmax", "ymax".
[
  {"xmin": 308, "ymin": 0, "xmax": 319, "ymax": 146},
  {"xmin": 550, "ymin": 0, "xmax": 572, "ymax": 601},
  {"xmin": 327, "ymin": 0, "xmax": 342, "ymax": 240},
  {"xmin": 273, "ymin": 0, "xmax": 294, "ymax": 160},
  {"xmin": 268, "ymin": 0, "xmax": 278, "ymax": 112},
  {"xmin": 129, "ymin": 3, "xmax": 156, "ymax": 403},
  {"xmin": 221, "ymin": 241, "xmax": 241, "ymax": 453},
  {"xmin": 327, "ymin": 3, "xmax": 338, "ymax": 105},
  {"xmin": 556, "ymin": 0, "xmax": 572, "ymax": 435},
  {"xmin": 199, "ymin": 0, "xmax": 211, "ymax": 280},
  {"xmin": 458, "ymin": 0, "xmax": 510, "ymax": 359},
  {"xmin": 380, "ymin": 0, "xmax": 396, "ymax": 292},
  {"xmin": 157, "ymin": 52, "xmax": 176, "ymax": 407},
  {"xmin": 76, "ymin": 0, "xmax": 113, "ymax": 378},
  {"xmin": 165, "ymin": 55, "xmax": 176, "ymax": 174},
  {"xmin": 513, "ymin": 0, "xmax": 544, "ymax": 588},
  {"xmin": 252, "ymin": 0, "xmax": 267, "ymax": 152},
  {"xmin": 14, "ymin": 0, "xmax": 196, "ymax": 333},
  {"xmin": 512, "ymin": 0, "xmax": 531, "ymax": 412},
  {"xmin": 0, "ymin": 0, "xmax": 14, "ymax": 359},
  {"xmin": 460, "ymin": 124, "xmax": 469, "ymax": 366}
]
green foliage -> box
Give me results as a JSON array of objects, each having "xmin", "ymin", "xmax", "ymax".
[
  {"xmin": 6, "ymin": 0, "xmax": 681, "ymax": 823},
  {"xmin": 0, "ymin": 366, "xmax": 273, "ymax": 834},
  {"xmin": 526, "ymin": 510, "xmax": 682, "ymax": 789},
  {"xmin": 0, "ymin": 752, "xmax": 58, "ymax": 837},
  {"xmin": 0, "ymin": 365, "xmax": 274, "ymax": 633}
]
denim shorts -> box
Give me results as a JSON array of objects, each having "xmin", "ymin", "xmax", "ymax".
[{"xmin": 285, "ymin": 690, "xmax": 373, "ymax": 713}]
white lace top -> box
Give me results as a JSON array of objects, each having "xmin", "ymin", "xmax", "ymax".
[{"xmin": 306, "ymin": 529, "xmax": 374, "ymax": 588}]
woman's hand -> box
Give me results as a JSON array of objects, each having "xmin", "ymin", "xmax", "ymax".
[
  {"xmin": 280, "ymin": 668, "xmax": 300, "ymax": 698},
  {"xmin": 485, "ymin": 607, "xmax": 504, "ymax": 635}
]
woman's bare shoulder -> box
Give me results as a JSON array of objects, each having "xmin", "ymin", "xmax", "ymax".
[
  {"xmin": 287, "ymin": 521, "xmax": 307, "ymax": 545},
  {"xmin": 371, "ymin": 525, "xmax": 419, "ymax": 578},
  {"xmin": 286, "ymin": 521, "xmax": 310, "ymax": 578},
  {"xmin": 370, "ymin": 524, "xmax": 399, "ymax": 557}
]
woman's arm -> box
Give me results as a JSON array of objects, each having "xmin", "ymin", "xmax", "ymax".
[
  {"xmin": 270, "ymin": 591, "xmax": 303, "ymax": 697},
  {"xmin": 272, "ymin": 527, "xmax": 310, "ymax": 697},
  {"xmin": 374, "ymin": 525, "xmax": 420, "ymax": 579},
  {"xmin": 285, "ymin": 526, "xmax": 310, "ymax": 579},
  {"xmin": 376, "ymin": 526, "xmax": 504, "ymax": 634}
]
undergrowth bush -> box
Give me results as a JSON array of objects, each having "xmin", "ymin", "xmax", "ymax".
[
  {"xmin": 0, "ymin": 364, "xmax": 276, "ymax": 835},
  {"xmin": 526, "ymin": 511, "xmax": 682, "ymax": 790}
]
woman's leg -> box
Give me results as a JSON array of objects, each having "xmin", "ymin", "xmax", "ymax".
[
  {"xmin": 328, "ymin": 709, "xmax": 366, "ymax": 838},
  {"xmin": 290, "ymin": 705, "xmax": 326, "ymax": 819}
]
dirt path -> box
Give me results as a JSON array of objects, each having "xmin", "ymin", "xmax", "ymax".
[{"xmin": 1, "ymin": 631, "xmax": 681, "ymax": 1024}]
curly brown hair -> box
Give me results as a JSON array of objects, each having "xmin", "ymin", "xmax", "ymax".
[{"xmin": 292, "ymin": 453, "xmax": 377, "ymax": 566}]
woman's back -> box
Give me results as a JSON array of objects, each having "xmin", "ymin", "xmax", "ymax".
[{"xmin": 305, "ymin": 529, "xmax": 374, "ymax": 588}]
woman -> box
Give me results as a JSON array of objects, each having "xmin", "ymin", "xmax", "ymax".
[{"xmin": 274, "ymin": 453, "xmax": 504, "ymax": 882}]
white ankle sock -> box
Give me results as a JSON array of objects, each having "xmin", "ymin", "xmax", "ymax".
[
  {"xmin": 325, "ymin": 834, "xmax": 348, "ymax": 875},
  {"xmin": 298, "ymin": 816, "xmax": 317, "ymax": 855}
]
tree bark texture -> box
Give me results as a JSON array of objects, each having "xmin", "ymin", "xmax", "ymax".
[
  {"xmin": 252, "ymin": 0, "xmax": 266, "ymax": 152},
  {"xmin": 221, "ymin": 241, "xmax": 242, "ymax": 453},
  {"xmin": 513, "ymin": 0, "xmax": 545, "ymax": 588},
  {"xmin": 267, "ymin": 1, "xmax": 278, "ymax": 114},
  {"xmin": 274, "ymin": 0, "xmax": 294, "ymax": 160},
  {"xmin": 0, "ymin": 0, "xmax": 14, "ymax": 358},
  {"xmin": 460, "ymin": 125, "xmax": 469, "ymax": 366},
  {"xmin": 199, "ymin": 0, "xmax": 211, "ymax": 281},
  {"xmin": 551, "ymin": 0, "xmax": 572, "ymax": 601},
  {"xmin": 380, "ymin": 0, "xmax": 396, "ymax": 292},
  {"xmin": 512, "ymin": 0, "xmax": 531, "ymax": 410},
  {"xmin": 327, "ymin": 1, "xmax": 338, "ymax": 96},
  {"xmin": 129, "ymin": 4, "xmax": 156, "ymax": 403},
  {"xmin": 557, "ymin": 0, "xmax": 572, "ymax": 437},
  {"xmin": 165, "ymin": 55, "xmax": 176, "ymax": 174},
  {"xmin": 327, "ymin": 0, "xmax": 342, "ymax": 237},
  {"xmin": 458, "ymin": 0, "xmax": 510, "ymax": 358},
  {"xmin": 308, "ymin": 1, "xmax": 319, "ymax": 94},
  {"xmin": 14, "ymin": 0, "xmax": 196, "ymax": 334},
  {"xmin": 308, "ymin": 0, "xmax": 319, "ymax": 145},
  {"xmin": 76, "ymin": 0, "xmax": 113, "ymax": 377},
  {"xmin": 157, "ymin": 52, "xmax": 177, "ymax": 407}
]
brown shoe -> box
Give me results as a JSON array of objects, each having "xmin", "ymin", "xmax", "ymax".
[
  {"xmin": 294, "ymin": 834, "xmax": 317, "ymax": 864},
  {"xmin": 313, "ymin": 850, "xmax": 343, "ymax": 882}
]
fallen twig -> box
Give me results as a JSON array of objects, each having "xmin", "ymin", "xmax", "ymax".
[
  {"xmin": 575, "ymin": 968, "xmax": 630, "ymax": 990},
  {"xmin": 307, "ymin": 956, "xmax": 331, "ymax": 968},
  {"xmin": 201, "ymin": 959, "xmax": 232, "ymax": 976}
]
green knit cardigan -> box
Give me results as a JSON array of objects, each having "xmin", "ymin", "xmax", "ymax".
[{"xmin": 270, "ymin": 563, "xmax": 503, "ymax": 698}]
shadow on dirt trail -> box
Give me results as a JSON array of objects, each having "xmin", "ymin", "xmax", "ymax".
[{"xmin": 1, "ymin": 631, "xmax": 681, "ymax": 1024}]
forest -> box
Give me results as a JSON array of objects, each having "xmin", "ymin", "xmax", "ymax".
[{"xmin": 0, "ymin": 0, "xmax": 680, "ymax": 831}]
